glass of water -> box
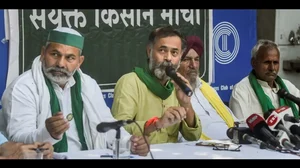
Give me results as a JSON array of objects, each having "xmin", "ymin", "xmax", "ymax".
[{"xmin": 112, "ymin": 139, "xmax": 132, "ymax": 159}]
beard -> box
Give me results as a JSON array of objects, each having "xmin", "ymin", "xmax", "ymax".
[
  {"xmin": 187, "ymin": 70, "xmax": 199, "ymax": 90},
  {"xmin": 148, "ymin": 51, "xmax": 180, "ymax": 81},
  {"xmin": 42, "ymin": 61, "xmax": 75, "ymax": 86}
]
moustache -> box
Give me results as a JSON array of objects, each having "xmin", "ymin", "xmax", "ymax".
[
  {"xmin": 187, "ymin": 70, "xmax": 198, "ymax": 74},
  {"xmin": 157, "ymin": 61, "xmax": 172, "ymax": 68},
  {"xmin": 46, "ymin": 67, "xmax": 71, "ymax": 77},
  {"xmin": 266, "ymin": 71, "xmax": 277, "ymax": 76}
]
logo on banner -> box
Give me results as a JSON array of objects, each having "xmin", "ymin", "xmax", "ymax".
[{"xmin": 213, "ymin": 21, "xmax": 240, "ymax": 65}]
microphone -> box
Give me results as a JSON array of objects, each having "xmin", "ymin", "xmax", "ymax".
[
  {"xmin": 246, "ymin": 113, "xmax": 280, "ymax": 148},
  {"xmin": 264, "ymin": 107, "xmax": 299, "ymax": 124},
  {"xmin": 96, "ymin": 120, "xmax": 134, "ymax": 133},
  {"xmin": 276, "ymin": 130, "xmax": 298, "ymax": 151},
  {"xmin": 264, "ymin": 108, "xmax": 300, "ymax": 148},
  {"xmin": 242, "ymin": 134, "xmax": 269, "ymax": 149},
  {"xmin": 290, "ymin": 124, "xmax": 300, "ymax": 137},
  {"xmin": 277, "ymin": 88, "xmax": 300, "ymax": 106},
  {"xmin": 274, "ymin": 106, "xmax": 299, "ymax": 123},
  {"xmin": 226, "ymin": 127, "xmax": 269, "ymax": 149},
  {"xmin": 226, "ymin": 127, "xmax": 253, "ymax": 144},
  {"xmin": 165, "ymin": 66, "xmax": 193, "ymax": 97}
]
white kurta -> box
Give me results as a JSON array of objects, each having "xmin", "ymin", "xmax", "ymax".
[
  {"xmin": 1, "ymin": 56, "xmax": 131, "ymax": 152},
  {"xmin": 180, "ymin": 78, "xmax": 239, "ymax": 141},
  {"xmin": 229, "ymin": 76, "xmax": 300, "ymax": 122}
]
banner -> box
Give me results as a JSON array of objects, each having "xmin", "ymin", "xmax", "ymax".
[
  {"xmin": 211, "ymin": 9, "xmax": 257, "ymax": 103},
  {"xmin": 0, "ymin": 9, "xmax": 9, "ymax": 109}
]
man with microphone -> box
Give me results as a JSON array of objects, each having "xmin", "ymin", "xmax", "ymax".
[
  {"xmin": 177, "ymin": 35, "xmax": 240, "ymax": 140},
  {"xmin": 229, "ymin": 39, "xmax": 300, "ymax": 122},
  {"xmin": 111, "ymin": 26, "xmax": 202, "ymax": 144}
]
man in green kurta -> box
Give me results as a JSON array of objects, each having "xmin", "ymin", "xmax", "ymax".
[{"xmin": 112, "ymin": 26, "xmax": 202, "ymax": 144}]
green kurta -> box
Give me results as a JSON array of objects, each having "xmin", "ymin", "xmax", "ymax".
[{"xmin": 112, "ymin": 72, "xmax": 202, "ymax": 144}]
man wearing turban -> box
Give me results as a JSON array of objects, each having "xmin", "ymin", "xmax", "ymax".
[{"xmin": 177, "ymin": 35, "xmax": 238, "ymax": 140}]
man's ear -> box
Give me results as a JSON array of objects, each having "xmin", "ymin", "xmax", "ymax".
[
  {"xmin": 78, "ymin": 55, "xmax": 85, "ymax": 69},
  {"xmin": 146, "ymin": 45, "xmax": 151, "ymax": 58}
]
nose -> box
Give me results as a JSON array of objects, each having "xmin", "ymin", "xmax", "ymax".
[
  {"xmin": 164, "ymin": 52, "xmax": 172, "ymax": 62},
  {"xmin": 56, "ymin": 57, "xmax": 66, "ymax": 68},
  {"xmin": 268, "ymin": 63, "xmax": 275, "ymax": 71},
  {"xmin": 189, "ymin": 59, "xmax": 197, "ymax": 69}
]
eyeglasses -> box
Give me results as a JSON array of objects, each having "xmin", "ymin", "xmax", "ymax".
[{"xmin": 212, "ymin": 143, "xmax": 242, "ymax": 152}]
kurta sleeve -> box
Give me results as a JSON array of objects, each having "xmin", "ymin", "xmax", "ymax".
[
  {"xmin": 1, "ymin": 79, "xmax": 60, "ymax": 145},
  {"xmin": 111, "ymin": 74, "xmax": 146, "ymax": 136},
  {"xmin": 180, "ymin": 113, "xmax": 202, "ymax": 141}
]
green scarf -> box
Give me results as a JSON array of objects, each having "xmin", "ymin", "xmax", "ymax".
[
  {"xmin": 133, "ymin": 67, "xmax": 174, "ymax": 100},
  {"xmin": 248, "ymin": 70, "xmax": 299, "ymax": 119},
  {"xmin": 44, "ymin": 70, "xmax": 88, "ymax": 152}
]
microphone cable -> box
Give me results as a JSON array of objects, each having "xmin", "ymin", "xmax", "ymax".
[{"xmin": 132, "ymin": 120, "xmax": 154, "ymax": 159}]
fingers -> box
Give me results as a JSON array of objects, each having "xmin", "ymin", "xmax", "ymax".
[
  {"xmin": 42, "ymin": 147, "xmax": 54, "ymax": 159},
  {"xmin": 46, "ymin": 112, "xmax": 70, "ymax": 139},
  {"xmin": 176, "ymin": 72, "xmax": 189, "ymax": 84},
  {"xmin": 131, "ymin": 136, "xmax": 149, "ymax": 156},
  {"xmin": 172, "ymin": 72, "xmax": 192, "ymax": 91},
  {"xmin": 26, "ymin": 142, "xmax": 53, "ymax": 159},
  {"xmin": 51, "ymin": 122, "xmax": 69, "ymax": 138},
  {"xmin": 46, "ymin": 112, "xmax": 64, "ymax": 123},
  {"xmin": 166, "ymin": 107, "xmax": 186, "ymax": 122}
]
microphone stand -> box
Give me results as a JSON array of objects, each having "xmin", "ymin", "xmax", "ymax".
[{"xmin": 113, "ymin": 127, "xmax": 121, "ymax": 159}]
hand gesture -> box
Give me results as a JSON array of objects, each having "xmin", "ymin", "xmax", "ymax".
[
  {"xmin": 45, "ymin": 112, "xmax": 70, "ymax": 139},
  {"xmin": 130, "ymin": 135, "xmax": 149, "ymax": 156},
  {"xmin": 171, "ymin": 72, "xmax": 192, "ymax": 107},
  {"xmin": 157, "ymin": 106, "xmax": 186, "ymax": 129},
  {"xmin": 35, "ymin": 142, "xmax": 54, "ymax": 159}
]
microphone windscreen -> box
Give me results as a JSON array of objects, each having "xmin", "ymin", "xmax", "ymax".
[
  {"xmin": 246, "ymin": 113, "xmax": 265, "ymax": 131},
  {"xmin": 165, "ymin": 66, "xmax": 175, "ymax": 77},
  {"xmin": 263, "ymin": 109, "xmax": 275, "ymax": 120},
  {"xmin": 277, "ymin": 88, "xmax": 287, "ymax": 98}
]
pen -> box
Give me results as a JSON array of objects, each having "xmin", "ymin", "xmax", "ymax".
[{"xmin": 29, "ymin": 148, "xmax": 49, "ymax": 153}]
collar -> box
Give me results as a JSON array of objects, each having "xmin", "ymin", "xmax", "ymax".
[
  {"xmin": 195, "ymin": 77, "xmax": 202, "ymax": 90},
  {"xmin": 256, "ymin": 78, "xmax": 280, "ymax": 92}
]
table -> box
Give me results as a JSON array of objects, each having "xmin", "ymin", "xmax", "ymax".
[{"xmin": 60, "ymin": 141, "xmax": 300, "ymax": 159}]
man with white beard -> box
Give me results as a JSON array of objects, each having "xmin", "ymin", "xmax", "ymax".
[
  {"xmin": 1, "ymin": 27, "xmax": 149, "ymax": 156},
  {"xmin": 177, "ymin": 35, "xmax": 239, "ymax": 140},
  {"xmin": 112, "ymin": 26, "xmax": 202, "ymax": 144}
]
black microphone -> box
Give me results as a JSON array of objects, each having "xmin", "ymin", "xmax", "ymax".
[
  {"xmin": 246, "ymin": 113, "xmax": 281, "ymax": 148},
  {"xmin": 290, "ymin": 124, "xmax": 300, "ymax": 137},
  {"xmin": 165, "ymin": 66, "xmax": 193, "ymax": 97},
  {"xmin": 226, "ymin": 127, "xmax": 276, "ymax": 150},
  {"xmin": 96, "ymin": 120, "xmax": 134, "ymax": 133},
  {"xmin": 277, "ymin": 88, "xmax": 300, "ymax": 106},
  {"xmin": 264, "ymin": 108, "xmax": 299, "ymax": 124},
  {"xmin": 264, "ymin": 107, "xmax": 300, "ymax": 148},
  {"xmin": 242, "ymin": 133, "xmax": 269, "ymax": 149},
  {"xmin": 276, "ymin": 130, "xmax": 298, "ymax": 151},
  {"xmin": 226, "ymin": 127, "xmax": 253, "ymax": 144}
]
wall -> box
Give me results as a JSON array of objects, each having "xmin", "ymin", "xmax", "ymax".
[{"xmin": 275, "ymin": 10, "xmax": 300, "ymax": 89}]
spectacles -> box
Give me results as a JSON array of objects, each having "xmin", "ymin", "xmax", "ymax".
[{"xmin": 212, "ymin": 143, "xmax": 242, "ymax": 152}]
